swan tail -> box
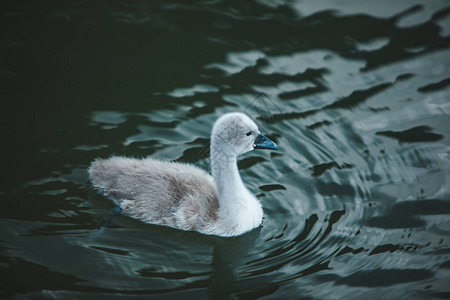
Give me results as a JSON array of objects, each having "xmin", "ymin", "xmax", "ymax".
[{"xmin": 88, "ymin": 157, "xmax": 131, "ymax": 201}]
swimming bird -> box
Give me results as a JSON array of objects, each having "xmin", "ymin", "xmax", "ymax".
[{"xmin": 88, "ymin": 112, "xmax": 278, "ymax": 237}]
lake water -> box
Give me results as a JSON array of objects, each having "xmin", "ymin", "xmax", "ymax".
[{"xmin": 1, "ymin": 0, "xmax": 450, "ymax": 298}]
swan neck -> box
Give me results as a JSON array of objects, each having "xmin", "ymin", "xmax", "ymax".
[
  {"xmin": 210, "ymin": 149, "xmax": 245, "ymax": 199},
  {"xmin": 209, "ymin": 139, "xmax": 263, "ymax": 235}
]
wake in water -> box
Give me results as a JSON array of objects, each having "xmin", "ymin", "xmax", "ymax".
[{"xmin": 89, "ymin": 207, "xmax": 123, "ymax": 241}]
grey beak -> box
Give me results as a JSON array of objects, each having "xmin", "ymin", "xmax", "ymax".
[{"xmin": 253, "ymin": 133, "xmax": 278, "ymax": 150}]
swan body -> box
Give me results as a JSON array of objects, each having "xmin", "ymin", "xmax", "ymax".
[{"xmin": 88, "ymin": 112, "xmax": 278, "ymax": 237}]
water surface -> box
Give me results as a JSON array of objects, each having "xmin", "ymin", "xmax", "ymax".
[{"xmin": 1, "ymin": 0, "xmax": 450, "ymax": 298}]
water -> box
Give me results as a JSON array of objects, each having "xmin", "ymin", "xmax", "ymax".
[{"xmin": 1, "ymin": 0, "xmax": 450, "ymax": 298}]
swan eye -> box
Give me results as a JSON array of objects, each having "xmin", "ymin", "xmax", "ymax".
[{"xmin": 246, "ymin": 131, "xmax": 253, "ymax": 136}]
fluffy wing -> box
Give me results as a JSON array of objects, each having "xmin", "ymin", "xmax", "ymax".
[{"xmin": 88, "ymin": 156, "xmax": 219, "ymax": 228}]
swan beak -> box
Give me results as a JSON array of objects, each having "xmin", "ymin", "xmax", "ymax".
[{"xmin": 253, "ymin": 133, "xmax": 278, "ymax": 150}]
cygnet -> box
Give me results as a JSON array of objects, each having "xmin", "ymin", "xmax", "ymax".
[{"xmin": 88, "ymin": 112, "xmax": 278, "ymax": 237}]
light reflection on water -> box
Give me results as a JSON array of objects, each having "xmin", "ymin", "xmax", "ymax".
[{"xmin": 1, "ymin": 0, "xmax": 449, "ymax": 298}]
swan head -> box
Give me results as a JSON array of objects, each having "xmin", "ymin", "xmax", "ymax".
[{"xmin": 211, "ymin": 112, "xmax": 278, "ymax": 157}]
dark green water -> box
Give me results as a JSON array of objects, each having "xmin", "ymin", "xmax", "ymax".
[{"xmin": 1, "ymin": 0, "xmax": 450, "ymax": 298}]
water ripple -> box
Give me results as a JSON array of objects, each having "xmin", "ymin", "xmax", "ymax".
[{"xmin": 1, "ymin": 0, "xmax": 449, "ymax": 298}]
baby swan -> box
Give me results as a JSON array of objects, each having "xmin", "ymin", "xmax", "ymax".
[{"xmin": 88, "ymin": 112, "xmax": 278, "ymax": 237}]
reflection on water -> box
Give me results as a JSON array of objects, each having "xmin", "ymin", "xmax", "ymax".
[{"xmin": 1, "ymin": 0, "xmax": 450, "ymax": 298}]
